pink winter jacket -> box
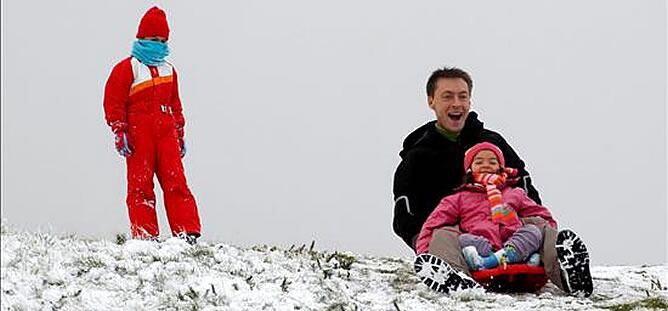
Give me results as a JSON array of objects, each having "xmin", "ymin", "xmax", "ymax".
[{"xmin": 415, "ymin": 186, "xmax": 557, "ymax": 254}]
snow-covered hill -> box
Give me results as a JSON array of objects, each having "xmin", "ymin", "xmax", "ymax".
[{"xmin": 1, "ymin": 223, "xmax": 667, "ymax": 311}]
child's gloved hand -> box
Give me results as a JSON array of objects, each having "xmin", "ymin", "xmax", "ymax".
[
  {"xmin": 178, "ymin": 138, "xmax": 187, "ymax": 158},
  {"xmin": 115, "ymin": 131, "xmax": 133, "ymax": 157},
  {"xmin": 176, "ymin": 126, "xmax": 186, "ymax": 158},
  {"xmin": 110, "ymin": 121, "xmax": 132, "ymax": 157}
]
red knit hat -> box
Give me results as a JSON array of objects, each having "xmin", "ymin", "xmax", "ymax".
[
  {"xmin": 136, "ymin": 6, "xmax": 170, "ymax": 40},
  {"xmin": 463, "ymin": 142, "xmax": 505, "ymax": 170}
]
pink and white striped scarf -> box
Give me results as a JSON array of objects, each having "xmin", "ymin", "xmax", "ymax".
[{"xmin": 472, "ymin": 168, "xmax": 519, "ymax": 226}]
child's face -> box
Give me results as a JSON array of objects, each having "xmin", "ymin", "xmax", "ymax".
[{"xmin": 471, "ymin": 150, "xmax": 500, "ymax": 173}]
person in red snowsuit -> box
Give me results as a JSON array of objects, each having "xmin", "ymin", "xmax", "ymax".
[{"xmin": 103, "ymin": 6, "xmax": 201, "ymax": 243}]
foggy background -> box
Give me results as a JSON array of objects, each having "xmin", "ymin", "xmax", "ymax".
[{"xmin": 2, "ymin": 0, "xmax": 666, "ymax": 265}]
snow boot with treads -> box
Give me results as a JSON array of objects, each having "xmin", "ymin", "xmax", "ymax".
[
  {"xmin": 414, "ymin": 253, "xmax": 480, "ymax": 293},
  {"xmin": 556, "ymin": 229, "xmax": 593, "ymax": 297}
]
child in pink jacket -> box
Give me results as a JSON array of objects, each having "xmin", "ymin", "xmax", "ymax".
[{"xmin": 416, "ymin": 142, "xmax": 557, "ymax": 271}]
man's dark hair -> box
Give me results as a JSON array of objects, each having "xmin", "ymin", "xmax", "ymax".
[{"xmin": 426, "ymin": 67, "xmax": 473, "ymax": 97}]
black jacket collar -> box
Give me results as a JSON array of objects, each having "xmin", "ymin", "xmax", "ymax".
[{"xmin": 399, "ymin": 111, "xmax": 484, "ymax": 158}]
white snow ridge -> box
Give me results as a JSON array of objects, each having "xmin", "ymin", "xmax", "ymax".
[{"xmin": 1, "ymin": 222, "xmax": 667, "ymax": 311}]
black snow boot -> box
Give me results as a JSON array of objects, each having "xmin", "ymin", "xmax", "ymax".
[
  {"xmin": 179, "ymin": 232, "xmax": 199, "ymax": 245},
  {"xmin": 414, "ymin": 253, "xmax": 480, "ymax": 293},
  {"xmin": 556, "ymin": 229, "xmax": 593, "ymax": 297}
]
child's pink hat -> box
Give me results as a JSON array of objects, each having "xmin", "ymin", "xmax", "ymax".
[{"xmin": 464, "ymin": 142, "xmax": 505, "ymax": 170}]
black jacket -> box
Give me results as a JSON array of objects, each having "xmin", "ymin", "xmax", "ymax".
[{"xmin": 392, "ymin": 112, "xmax": 541, "ymax": 251}]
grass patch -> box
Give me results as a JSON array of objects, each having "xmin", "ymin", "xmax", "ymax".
[
  {"xmin": 602, "ymin": 296, "xmax": 668, "ymax": 311},
  {"xmin": 75, "ymin": 256, "xmax": 105, "ymax": 269},
  {"xmin": 390, "ymin": 264, "xmax": 418, "ymax": 291},
  {"xmin": 187, "ymin": 246, "xmax": 214, "ymax": 259},
  {"xmin": 330, "ymin": 253, "xmax": 355, "ymax": 270},
  {"xmin": 115, "ymin": 233, "xmax": 127, "ymax": 245}
]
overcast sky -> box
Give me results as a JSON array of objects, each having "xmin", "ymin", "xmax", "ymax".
[{"xmin": 2, "ymin": 1, "xmax": 666, "ymax": 265}]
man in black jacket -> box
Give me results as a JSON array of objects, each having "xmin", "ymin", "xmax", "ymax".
[
  {"xmin": 394, "ymin": 67, "xmax": 592, "ymax": 296},
  {"xmin": 393, "ymin": 67, "xmax": 541, "ymax": 252}
]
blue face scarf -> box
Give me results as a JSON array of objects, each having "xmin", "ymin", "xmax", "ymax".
[{"xmin": 131, "ymin": 39, "xmax": 170, "ymax": 66}]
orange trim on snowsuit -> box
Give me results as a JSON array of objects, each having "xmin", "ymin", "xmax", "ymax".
[{"xmin": 129, "ymin": 75, "xmax": 173, "ymax": 97}]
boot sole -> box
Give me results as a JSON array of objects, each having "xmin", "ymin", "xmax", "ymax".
[
  {"xmin": 414, "ymin": 253, "xmax": 480, "ymax": 293},
  {"xmin": 555, "ymin": 229, "xmax": 593, "ymax": 297}
]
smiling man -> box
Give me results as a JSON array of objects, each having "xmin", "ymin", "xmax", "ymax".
[
  {"xmin": 392, "ymin": 67, "xmax": 543, "ymax": 291},
  {"xmin": 392, "ymin": 68, "xmax": 593, "ymax": 297}
]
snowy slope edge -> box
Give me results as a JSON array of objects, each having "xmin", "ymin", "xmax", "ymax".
[{"xmin": 1, "ymin": 223, "xmax": 667, "ymax": 311}]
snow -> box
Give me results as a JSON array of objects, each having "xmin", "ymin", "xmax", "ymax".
[{"xmin": 1, "ymin": 222, "xmax": 666, "ymax": 311}]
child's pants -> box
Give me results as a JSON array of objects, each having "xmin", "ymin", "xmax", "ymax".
[
  {"xmin": 125, "ymin": 113, "xmax": 201, "ymax": 239},
  {"xmin": 427, "ymin": 218, "xmax": 565, "ymax": 289},
  {"xmin": 458, "ymin": 224, "xmax": 542, "ymax": 261}
]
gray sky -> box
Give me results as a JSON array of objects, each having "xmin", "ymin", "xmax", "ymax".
[{"xmin": 2, "ymin": 0, "xmax": 666, "ymax": 265}]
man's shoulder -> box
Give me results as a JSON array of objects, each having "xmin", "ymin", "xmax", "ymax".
[
  {"xmin": 401, "ymin": 121, "xmax": 436, "ymax": 147},
  {"xmin": 479, "ymin": 128, "xmax": 506, "ymax": 143},
  {"xmin": 401, "ymin": 128, "xmax": 455, "ymax": 156},
  {"xmin": 400, "ymin": 142, "xmax": 437, "ymax": 162},
  {"xmin": 399, "ymin": 121, "xmax": 441, "ymax": 158}
]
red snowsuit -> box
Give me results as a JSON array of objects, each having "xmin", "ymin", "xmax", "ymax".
[{"xmin": 104, "ymin": 56, "xmax": 201, "ymax": 238}]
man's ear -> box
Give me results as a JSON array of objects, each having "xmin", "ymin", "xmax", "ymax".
[{"xmin": 427, "ymin": 96, "xmax": 434, "ymax": 109}]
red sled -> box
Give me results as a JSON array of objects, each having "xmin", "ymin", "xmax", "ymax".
[{"xmin": 471, "ymin": 264, "xmax": 548, "ymax": 293}]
